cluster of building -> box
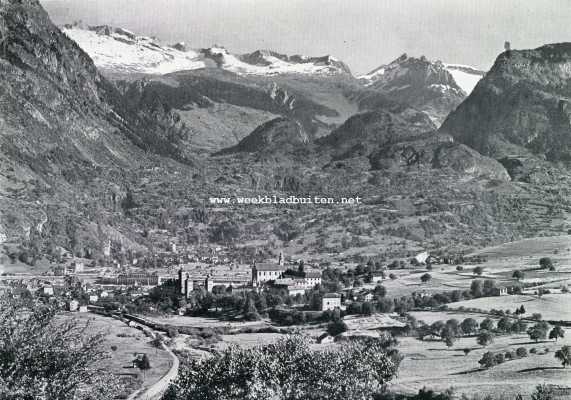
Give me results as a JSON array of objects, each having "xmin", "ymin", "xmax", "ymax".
[{"xmin": 176, "ymin": 253, "xmax": 324, "ymax": 299}]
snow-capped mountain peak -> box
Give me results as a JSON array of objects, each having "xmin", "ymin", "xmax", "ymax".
[
  {"xmin": 62, "ymin": 24, "xmax": 351, "ymax": 77},
  {"xmin": 201, "ymin": 47, "xmax": 351, "ymax": 76},
  {"xmin": 358, "ymin": 54, "xmax": 485, "ymax": 95},
  {"xmin": 62, "ymin": 24, "xmax": 205, "ymax": 75},
  {"xmin": 443, "ymin": 63, "xmax": 486, "ymax": 95}
]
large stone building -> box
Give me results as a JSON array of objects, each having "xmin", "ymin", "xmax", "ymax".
[
  {"xmin": 322, "ymin": 293, "xmax": 342, "ymax": 311},
  {"xmin": 252, "ymin": 263, "xmax": 286, "ymax": 285},
  {"xmin": 252, "ymin": 254, "xmax": 286, "ymax": 285},
  {"xmin": 97, "ymin": 273, "xmax": 163, "ymax": 287},
  {"xmin": 251, "ymin": 253, "xmax": 322, "ymax": 294}
]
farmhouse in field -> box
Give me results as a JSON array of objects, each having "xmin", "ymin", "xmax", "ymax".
[{"xmin": 491, "ymin": 286, "xmax": 508, "ymax": 296}]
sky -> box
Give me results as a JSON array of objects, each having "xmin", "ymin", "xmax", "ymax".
[{"xmin": 40, "ymin": 0, "xmax": 571, "ymax": 75}]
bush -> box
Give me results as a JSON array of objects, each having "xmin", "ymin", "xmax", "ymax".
[
  {"xmin": 494, "ymin": 353, "xmax": 505, "ymax": 364},
  {"xmin": 531, "ymin": 313, "xmax": 542, "ymax": 321},
  {"xmin": 0, "ymin": 298, "xmax": 120, "ymax": 399},
  {"xmin": 166, "ymin": 335, "xmax": 401, "ymax": 400},
  {"xmin": 530, "ymin": 347, "xmax": 537, "ymax": 354},
  {"xmin": 516, "ymin": 347, "xmax": 528, "ymax": 358},
  {"xmin": 531, "ymin": 384, "xmax": 555, "ymax": 400},
  {"xmin": 327, "ymin": 320, "xmax": 348, "ymax": 336},
  {"xmin": 539, "ymin": 257, "xmax": 553, "ymax": 269},
  {"xmin": 478, "ymin": 351, "xmax": 496, "ymax": 368},
  {"xmin": 477, "ymin": 331, "xmax": 494, "ymax": 347}
]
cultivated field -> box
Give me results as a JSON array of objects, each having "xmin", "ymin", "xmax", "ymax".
[
  {"xmin": 146, "ymin": 314, "xmax": 271, "ymax": 330},
  {"xmin": 69, "ymin": 313, "xmax": 173, "ymax": 398},
  {"xmin": 391, "ymin": 328, "xmax": 571, "ymax": 398},
  {"xmin": 451, "ymin": 293, "xmax": 571, "ymax": 322}
]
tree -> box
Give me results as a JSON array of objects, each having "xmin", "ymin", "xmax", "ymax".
[
  {"xmin": 483, "ymin": 279, "xmax": 497, "ymax": 296},
  {"xmin": 374, "ymin": 285, "xmax": 387, "ymax": 298},
  {"xmin": 420, "ymin": 273, "xmax": 432, "ymax": 283},
  {"xmin": 445, "ymin": 319, "xmax": 460, "ymax": 336},
  {"xmin": 549, "ymin": 326, "xmax": 565, "ymax": 342},
  {"xmin": 477, "ymin": 331, "xmax": 494, "ymax": 347},
  {"xmin": 512, "ymin": 270, "xmax": 525, "ymax": 281},
  {"xmin": 430, "ymin": 321, "xmax": 445, "ymax": 336},
  {"xmin": 473, "ymin": 266, "xmax": 484, "ymax": 276},
  {"xmin": 460, "ymin": 318, "xmax": 478, "ymax": 335},
  {"xmin": 327, "ymin": 320, "xmax": 348, "ymax": 336},
  {"xmin": 470, "ymin": 280, "xmax": 483, "ymax": 298},
  {"xmin": 478, "ymin": 351, "xmax": 496, "ymax": 368},
  {"xmin": 494, "ymin": 352, "xmax": 505, "ymax": 364},
  {"xmin": 362, "ymin": 301, "xmax": 375, "ymax": 315},
  {"xmin": 511, "ymin": 319, "xmax": 528, "ymax": 333},
  {"xmin": 528, "ymin": 322, "xmax": 549, "ymax": 342},
  {"xmin": 164, "ymin": 335, "xmax": 401, "ymax": 400},
  {"xmin": 138, "ymin": 354, "xmax": 151, "ymax": 370},
  {"xmin": 441, "ymin": 327, "xmax": 456, "ymax": 347},
  {"xmin": 531, "ymin": 313, "xmax": 543, "ymax": 321},
  {"xmin": 531, "ymin": 384, "xmax": 555, "ymax": 400},
  {"xmin": 516, "ymin": 347, "xmax": 528, "ymax": 358},
  {"xmin": 539, "ymin": 257, "xmax": 553, "ymax": 270},
  {"xmin": 497, "ymin": 317, "xmax": 512, "ymax": 333},
  {"xmin": 151, "ymin": 336, "xmax": 163, "ymax": 348},
  {"xmin": 0, "ymin": 298, "xmax": 119, "ymax": 399},
  {"xmin": 242, "ymin": 295, "xmax": 260, "ymax": 321},
  {"xmin": 480, "ymin": 318, "xmax": 495, "ymax": 332},
  {"xmin": 554, "ymin": 346, "xmax": 571, "ymax": 368}
]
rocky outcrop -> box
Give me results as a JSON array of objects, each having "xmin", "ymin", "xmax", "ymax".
[
  {"xmin": 216, "ymin": 117, "xmax": 309, "ymax": 155},
  {"xmin": 317, "ymin": 108, "xmax": 436, "ymax": 160},
  {"xmin": 439, "ymin": 43, "xmax": 571, "ymax": 162}
]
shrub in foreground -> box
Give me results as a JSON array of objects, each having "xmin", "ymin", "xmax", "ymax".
[{"xmin": 163, "ymin": 335, "xmax": 401, "ymax": 400}]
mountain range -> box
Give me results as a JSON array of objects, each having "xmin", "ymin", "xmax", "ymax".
[
  {"xmin": 1, "ymin": 0, "xmax": 570, "ymax": 267},
  {"xmin": 62, "ymin": 23, "xmax": 352, "ymax": 77}
]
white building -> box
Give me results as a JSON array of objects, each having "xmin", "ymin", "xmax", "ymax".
[
  {"xmin": 252, "ymin": 263, "xmax": 286, "ymax": 285},
  {"xmin": 322, "ymin": 293, "xmax": 342, "ymax": 311}
]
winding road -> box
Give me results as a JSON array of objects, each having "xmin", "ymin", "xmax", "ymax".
[{"xmin": 128, "ymin": 340, "xmax": 179, "ymax": 400}]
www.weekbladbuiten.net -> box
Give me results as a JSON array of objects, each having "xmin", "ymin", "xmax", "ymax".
[{"xmin": 209, "ymin": 195, "xmax": 362, "ymax": 205}]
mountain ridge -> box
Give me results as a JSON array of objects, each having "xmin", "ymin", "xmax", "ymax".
[{"xmin": 439, "ymin": 43, "xmax": 571, "ymax": 162}]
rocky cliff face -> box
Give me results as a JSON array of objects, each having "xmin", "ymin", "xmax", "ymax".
[
  {"xmin": 439, "ymin": 44, "xmax": 571, "ymax": 162},
  {"xmin": 0, "ymin": 0, "xmax": 187, "ymax": 244},
  {"xmin": 0, "ymin": 0, "xmax": 140, "ymax": 174}
]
